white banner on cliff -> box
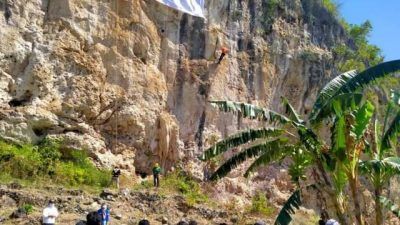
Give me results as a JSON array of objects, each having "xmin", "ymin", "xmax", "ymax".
[{"xmin": 154, "ymin": 0, "xmax": 205, "ymax": 18}]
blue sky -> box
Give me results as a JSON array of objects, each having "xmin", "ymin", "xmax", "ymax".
[{"xmin": 340, "ymin": 0, "xmax": 400, "ymax": 61}]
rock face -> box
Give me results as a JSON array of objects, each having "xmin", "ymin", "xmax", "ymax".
[{"xmin": 0, "ymin": 0, "xmax": 349, "ymax": 174}]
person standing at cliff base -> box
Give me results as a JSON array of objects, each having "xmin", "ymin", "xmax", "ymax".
[
  {"xmin": 153, "ymin": 163, "xmax": 162, "ymax": 187},
  {"xmin": 42, "ymin": 200, "xmax": 59, "ymax": 225},
  {"xmin": 318, "ymin": 211, "xmax": 340, "ymax": 225},
  {"xmin": 111, "ymin": 167, "xmax": 121, "ymax": 189},
  {"xmin": 217, "ymin": 47, "xmax": 229, "ymax": 64},
  {"xmin": 98, "ymin": 203, "xmax": 110, "ymax": 225}
]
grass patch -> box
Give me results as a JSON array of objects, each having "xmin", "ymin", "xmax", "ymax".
[
  {"xmin": 132, "ymin": 170, "xmax": 209, "ymax": 206},
  {"xmin": 247, "ymin": 192, "xmax": 275, "ymax": 217},
  {"xmin": 21, "ymin": 204, "xmax": 34, "ymax": 214},
  {"xmin": 163, "ymin": 171, "xmax": 208, "ymax": 206},
  {"xmin": 0, "ymin": 139, "xmax": 111, "ymax": 189}
]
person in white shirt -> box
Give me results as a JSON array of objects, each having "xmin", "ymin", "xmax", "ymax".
[
  {"xmin": 326, "ymin": 219, "xmax": 340, "ymax": 225},
  {"xmin": 42, "ymin": 200, "xmax": 59, "ymax": 225},
  {"xmin": 319, "ymin": 211, "xmax": 340, "ymax": 225}
]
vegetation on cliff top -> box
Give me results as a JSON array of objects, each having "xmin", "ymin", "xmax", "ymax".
[{"xmin": 322, "ymin": 0, "xmax": 384, "ymax": 72}]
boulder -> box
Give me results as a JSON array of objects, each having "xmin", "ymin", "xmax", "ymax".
[
  {"xmin": 10, "ymin": 207, "xmax": 27, "ymax": 219},
  {"xmin": 115, "ymin": 213, "xmax": 122, "ymax": 220},
  {"xmin": 100, "ymin": 189, "xmax": 117, "ymax": 200},
  {"xmin": 0, "ymin": 195, "xmax": 17, "ymax": 208}
]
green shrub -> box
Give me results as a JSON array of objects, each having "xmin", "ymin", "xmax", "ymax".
[
  {"xmin": 248, "ymin": 192, "xmax": 274, "ymax": 217},
  {"xmin": 299, "ymin": 50, "xmax": 320, "ymax": 62},
  {"xmin": 333, "ymin": 21, "xmax": 383, "ymax": 72},
  {"xmin": 322, "ymin": 0, "xmax": 339, "ymax": 18},
  {"xmin": 0, "ymin": 140, "xmax": 111, "ymax": 188},
  {"xmin": 21, "ymin": 204, "xmax": 34, "ymax": 214},
  {"xmin": 261, "ymin": 0, "xmax": 281, "ymax": 29},
  {"xmin": 54, "ymin": 160, "xmax": 110, "ymax": 187},
  {"xmin": 0, "ymin": 142, "xmax": 43, "ymax": 179},
  {"xmin": 132, "ymin": 179, "xmax": 153, "ymax": 191},
  {"xmin": 37, "ymin": 139, "xmax": 62, "ymax": 175},
  {"xmin": 161, "ymin": 170, "xmax": 208, "ymax": 206}
]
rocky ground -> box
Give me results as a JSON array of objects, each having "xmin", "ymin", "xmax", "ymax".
[
  {"xmin": 0, "ymin": 179, "xmax": 321, "ymax": 225},
  {"xmin": 0, "ymin": 182, "xmax": 269, "ymax": 225}
]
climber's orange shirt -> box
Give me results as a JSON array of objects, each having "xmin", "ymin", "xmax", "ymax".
[{"xmin": 221, "ymin": 47, "xmax": 229, "ymax": 54}]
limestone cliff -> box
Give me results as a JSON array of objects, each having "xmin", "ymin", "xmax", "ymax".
[{"xmin": 0, "ymin": 0, "xmax": 349, "ymax": 176}]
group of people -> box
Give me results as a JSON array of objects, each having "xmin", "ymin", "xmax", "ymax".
[
  {"xmin": 42, "ymin": 194, "xmax": 340, "ymax": 225},
  {"xmin": 41, "ymin": 163, "xmax": 163, "ymax": 225},
  {"xmin": 43, "ymin": 163, "xmax": 341, "ymax": 225},
  {"xmin": 41, "ymin": 200, "xmax": 200, "ymax": 225},
  {"xmin": 42, "ymin": 201, "xmax": 110, "ymax": 225},
  {"xmin": 42, "ymin": 200, "xmax": 150, "ymax": 225}
]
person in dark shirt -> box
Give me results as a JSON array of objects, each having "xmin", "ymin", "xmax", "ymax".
[{"xmin": 111, "ymin": 167, "xmax": 121, "ymax": 189}]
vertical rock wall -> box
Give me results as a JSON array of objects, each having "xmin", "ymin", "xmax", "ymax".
[{"xmin": 0, "ymin": 0, "xmax": 350, "ymax": 174}]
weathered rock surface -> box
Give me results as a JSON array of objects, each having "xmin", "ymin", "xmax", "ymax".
[
  {"xmin": 0, "ymin": 0, "xmax": 358, "ymax": 219},
  {"xmin": 0, "ymin": 0, "xmax": 347, "ymax": 172},
  {"xmin": 0, "ymin": 185, "xmax": 261, "ymax": 225}
]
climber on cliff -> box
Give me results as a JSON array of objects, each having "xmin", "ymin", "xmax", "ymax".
[
  {"xmin": 152, "ymin": 163, "xmax": 162, "ymax": 187},
  {"xmin": 217, "ymin": 46, "xmax": 229, "ymax": 64},
  {"xmin": 4, "ymin": 3, "xmax": 12, "ymax": 25}
]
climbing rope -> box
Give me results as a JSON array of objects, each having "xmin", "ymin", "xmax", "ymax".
[
  {"xmin": 114, "ymin": 0, "xmax": 119, "ymax": 154},
  {"xmin": 140, "ymin": 9, "xmax": 148, "ymax": 84}
]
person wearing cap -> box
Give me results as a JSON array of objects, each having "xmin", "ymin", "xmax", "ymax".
[
  {"xmin": 42, "ymin": 200, "xmax": 59, "ymax": 225},
  {"xmin": 152, "ymin": 163, "xmax": 162, "ymax": 187},
  {"xmin": 217, "ymin": 47, "xmax": 229, "ymax": 64},
  {"xmin": 97, "ymin": 203, "xmax": 110, "ymax": 225}
]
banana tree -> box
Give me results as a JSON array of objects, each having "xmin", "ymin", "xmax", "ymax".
[
  {"xmin": 200, "ymin": 98, "xmax": 351, "ymax": 225},
  {"xmin": 309, "ymin": 60, "xmax": 400, "ymax": 225},
  {"xmin": 359, "ymin": 90, "xmax": 400, "ymax": 225},
  {"xmin": 310, "ymin": 60, "xmax": 400, "ymax": 123},
  {"xmin": 199, "ymin": 99, "xmax": 322, "ymax": 224},
  {"xmin": 331, "ymin": 101, "xmax": 375, "ymax": 225},
  {"xmin": 200, "ymin": 59, "xmax": 400, "ymax": 225}
]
